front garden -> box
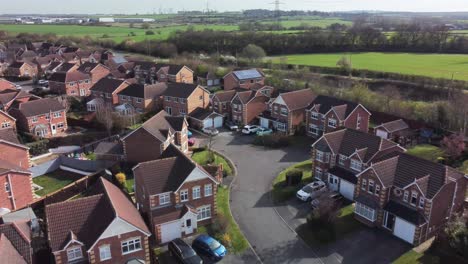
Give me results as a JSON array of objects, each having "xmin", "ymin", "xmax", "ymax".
[
  {"xmin": 191, "ymin": 148, "xmax": 233, "ymax": 176},
  {"xmin": 272, "ymin": 160, "xmax": 314, "ymax": 203}
]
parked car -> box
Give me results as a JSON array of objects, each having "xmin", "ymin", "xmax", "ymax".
[
  {"xmin": 296, "ymin": 180, "xmax": 327, "ymax": 202},
  {"xmin": 38, "ymin": 79, "xmax": 48, "ymax": 86},
  {"xmin": 242, "ymin": 125, "xmax": 260, "ymax": 135},
  {"xmin": 203, "ymin": 127, "xmax": 219, "ymax": 136},
  {"xmin": 15, "ymin": 84, "xmax": 22, "ymax": 90},
  {"xmin": 311, "ymin": 191, "xmax": 344, "ymax": 209},
  {"xmin": 188, "ymin": 138, "xmax": 195, "ymax": 146},
  {"xmin": 256, "ymin": 127, "xmax": 273, "ymax": 136},
  {"xmin": 192, "ymin": 235, "xmax": 227, "ymax": 261},
  {"xmin": 168, "ymin": 238, "xmax": 203, "ymax": 264},
  {"xmin": 188, "ymin": 130, "xmax": 193, "ymax": 138},
  {"xmin": 225, "ymin": 121, "xmax": 239, "ymax": 131}
]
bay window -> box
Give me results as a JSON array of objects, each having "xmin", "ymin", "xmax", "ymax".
[{"xmin": 355, "ymin": 202, "xmax": 376, "ymax": 222}]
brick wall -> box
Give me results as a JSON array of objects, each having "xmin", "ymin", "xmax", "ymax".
[
  {"xmin": 123, "ymin": 129, "xmax": 163, "ymax": 164},
  {"xmin": 0, "ymin": 142, "xmax": 30, "ymax": 169},
  {"xmin": 0, "ymin": 172, "xmax": 33, "ymax": 211},
  {"xmin": 344, "ymin": 106, "xmax": 371, "ymax": 133}
]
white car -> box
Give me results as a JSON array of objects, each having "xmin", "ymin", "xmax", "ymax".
[
  {"xmin": 296, "ymin": 180, "xmax": 327, "ymax": 202},
  {"xmin": 203, "ymin": 127, "xmax": 219, "ymax": 136},
  {"xmin": 38, "ymin": 80, "xmax": 49, "ymax": 85},
  {"xmin": 242, "ymin": 125, "xmax": 260, "ymax": 135}
]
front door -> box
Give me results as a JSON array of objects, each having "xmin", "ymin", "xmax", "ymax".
[
  {"xmin": 185, "ymin": 218, "xmax": 193, "ymax": 234},
  {"xmin": 384, "ymin": 211, "xmax": 396, "ymax": 230},
  {"xmin": 51, "ymin": 124, "xmax": 57, "ymax": 135},
  {"xmin": 328, "ymin": 174, "xmax": 339, "ymax": 191}
]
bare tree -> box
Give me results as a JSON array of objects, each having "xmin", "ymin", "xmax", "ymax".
[{"xmin": 96, "ymin": 105, "xmax": 114, "ymax": 136}]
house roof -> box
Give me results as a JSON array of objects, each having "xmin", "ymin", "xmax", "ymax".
[
  {"xmin": 308, "ymin": 95, "xmax": 359, "ymax": 119},
  {"xmin": 133, "ymin": 61, "xmax": 156, "ymax": 71},
  {"xmin": 90, "ymin": 78, "xmax": 126, "ymax": 93},
  {"xmin": 94, "ymin": 142, "xmax": 123, "ymax": 156},
  {"xmin": 77, "ymin": 62, "xmax": 100, "ymax": 73},
  {"xmin": 235, "ymin": 90, "xmax": 256, "ymax": 104},
  {"xmin": 117, "ymin": 83, "xmax": 167, "ymax": 99},
  {"xmin": 17, "ymin": 98, "xmax": 65, "ymax": 117},
  {"xmin": 123, "ymin": 110, "xmax": 174, "ymax": 142},
  {"xmin": 0, "ymin": 222, "xmax": 31, "ymax": 264},
  {"xmin": 165, "ymin": 116, "xmax": 186, "ymax": 131},
  {"xmin": 55, "ymin": 62, "xmax": 76, "ymax": 73},
  {"xmin": 0, "ymin": 233, "xmax": 27, "ymax": 264},
  {"xmin": 375, "ymin": 119, "xmax": 409, "ymax": 133},
  {"xmin": 0, "ymin": 128, "xmax": 20, "ymax": 145},
  {"xmin": 231, "ymin": 69, "xmax": 264, "ymax": 80},
  {"xmin": 279, "ymin": 89, "xmax": 316, "ymax": 111},
  {"xmin": 0, "ymin": 159, "xmax": 30, "ymax": 175},
  {"xmin": 0, "ymin": 79, "xmax": 16, "ymax": 91},
  {"xmin": 383, "ymin": 200, "xmax": 427, "ymax": 225},
  {"xmin": 213, "ymin": 90, "xmax": 237, "ymax": 102},
  {"xmin": 46, "ymin": 177, "xmax": 149, "ymax": 252},
  {"xmin": 8, "ymin": 62, "xmax": 28, "ymax": 69},
  {"xmin": 151, "ymin": 204, "xmax": 196, "ymax": 225},
  {"xmin": 49, "ymin": 71, "xmax": 90, "ymax": 83},
  {"xmin": 328, "ymin": 166, "xmax": 357, "ymax": 184},
  {"xmin": 189, "ymin": 107, "xmax": 222, "ymax": 121},
  {"xmin": 163, "ymin": 83, "xmax": 204, "ymax": 99},
  {"xmin": 155, "ymin": 64, "xmax": 190, "ymax": 75}
]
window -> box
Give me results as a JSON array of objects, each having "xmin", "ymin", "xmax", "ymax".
[
  {"xmin": 350, "ymin": 159, "xmax": 362, "ymax": 172},
  {"xmin": 45, "ymin": 114, "xmax": 50, "ymax": 120},
  {"xmin": 410, "ymin": 192, "xmax": 418, "ymax": 206},
  {"xmin": 192, "ymin": 186, "xmax": 201, "ymax": 199},
  {"xmin": 5, "ymin": 182, "xmax": 10, "ymax": 193},
  {"xmin": 316, "ymin": 151, "xmax": 324, "ymax": 162},
  {"xmin": 1, "ymin": 122, "xmax": 11, "ymax": 128},
  {"xmin": 355, "ymin": 202, "xmax": 376, "ymax": 222},
  {"xmin": 375, "ymin": 185, "xmax": 380, "ymax": 196},
  {"xmin": 165, "ymin": 96, "xmax": 170, "ymax": 101},
  {"xmin": 53, "ymin": 112, "xmax": 62, "ymax": 118},
  {"xmin": 32, "ymin": 117, "xmax": 38, "ymax": 123},
  {"xmin": 315, "ymin": 167, "xmax": 323, "ymax": 178},
  {"xmin": 179, "ymin": 109, "xmax": 186, "ymax": 115},
  {"xmin": 328, "ymin": 118, "xmax": 337, "ymax": 128},
  {"xmin": 99, "ymin": 245, "xmax": 111, "ymax": 261},
  {"xmin": 197, "ymin": 205, "xmax": 211, "ymax": 221},
  {"xmin": 180, "ymin": 190, "xmax": 188, "ymax": 202},
  {"xmin": 419, "ymin": 197, "xmax": 425, "ymax": 208},
  {"xmin": 361, "ymin": 179, "xmax": 367, "ymax": 191},
  {"xmin": 308, "ymin": 124, "xmax": 319, "ymax": 135},
  {"xmin": 70, "ymin": 82, "xmax": 76, "ymax": 86},
  {"xmin": 121, "ymin": 238, "xmax": 141, "ymax": 254},
  {"xmin": 273, "ymin": 105, "xmax": 278, "ymax": 114},
  {"xmin": 356, "ymin": 114, "xmax": 362, "ymax": 130},
  {"xmin": 179, "ymin": 98, "xmax": 186, "ymax": 104},
  {"xmin": 106, "ymin": 93, "xmax": 111, "ymax": 98},
  {"xmin": 280, "ymin": 108, "xmax": 288, "ymax": 116},
  {"xmin": 204, "ymin": 184, "xmax": 212, "ymax": 197},
  {"xmin": 339, "ymin": 155, "xmax": 346, "ymax": 166},
  {"xmin": 222, "ymin": 103, "xmax": 227, "ymax": 110},
  {"xmin": 67, "ymin": 247, "xmax": 83, "ymax": 262},
  {"xmin": 276, "ymin": 123, "xmax": 286, "ymax": 132},
  {"xmin": 403, "ymin": 191, "xmax": 409, "ymax": 202},
  {"xmin": 159, "ymin": 193, "xmax": 170, "ymax": 205},
  {"xmin": 199, "ymin": 95, "xmax": 203, "ymax": 100},
  {"xmin": 57, "ymin": 123, "xmax": 64, "ymax": 129},
  {"xmin": 311, "ymin": 111, "xmax": 319, "ymax": 120},
  {"xmin": 368, "ymin": 180, "xmax": 375, "ymax": 194}
]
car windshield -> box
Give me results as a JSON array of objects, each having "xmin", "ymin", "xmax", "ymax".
[
  {"xmin": 302, "ymin": 186, "xmax": 313, "ymax": 193},
  {"xmin": 208, "ymin": 239, "xmax": 221, "ymax": 250},
  {"xmin": 182, "ymin": 247, "xmax": 197, "ymax": 258}
]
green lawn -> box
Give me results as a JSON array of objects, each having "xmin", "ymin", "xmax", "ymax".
[
  {"xmin": 125, "ymin": 177, "xmax": 135, "ymax": 193},
  {"xmin": 191, "ymin": 150, "xmax": 233, "ymax": 176},
  {"xmin": 392, "ymin": 249, "xmax": 441, "ymax": 264},
  {"xmin": 272, "ymin": 160, "xmax": 314, "ymax": 203},
  {"xmin": 406, "ymin": 144, "xmax": 446, "ymax": 162},
  {"xmin": 33, "ymin": 170, "xmax": 85, "ymax": 196},
  {"xmin": 272, "ymin": 52, "xmax": 468, "ymax": 81},
  {"xmin": 262, "ymin": 18, "xmax": 352, "ymax": 29}
]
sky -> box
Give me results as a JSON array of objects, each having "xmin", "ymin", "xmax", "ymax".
[{"xmin": 3, "ymin": 0, "xmax": 468, "ymax": 14}]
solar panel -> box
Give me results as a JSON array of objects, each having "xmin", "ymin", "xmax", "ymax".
[{"xmin": 233, "ymin": 69, "xmax": 262, "ymax": 80}]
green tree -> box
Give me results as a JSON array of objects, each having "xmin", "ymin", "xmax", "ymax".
[
  {"xmin": 240, "ymin": 44, "xmax": 266, "ymax": 62},
  {"xmin": 444, "ymin": 215, "xmax": 468, "ymax": 258},
  {"xmin": 336, "ymin": 56, "xmax": 352, "ymax": 75},
  {"xmin": 141, "ymin": 23, "xmax": 151, "ymax": 29}
]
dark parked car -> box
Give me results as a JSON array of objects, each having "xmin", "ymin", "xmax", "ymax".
[
  {"xmin": 168, "ymin": 238, "xmax": 203, "ymax": 264},
  {"xmin": 192, "ymin": 235, "xmax": 227, "ymax": 261}
]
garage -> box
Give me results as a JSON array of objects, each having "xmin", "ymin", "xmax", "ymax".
[
  {"xmin": 202, "ymin": 114, "xmax": 223, "ymax": 128},
  {"xmin": 190, "ymin": 108, "xmax": 224, "ymax": 129},
  {"xmin": 376, "ymin": 129, "xmax": 389, "ymax": 139},
  {"xmin": 160, "ymin": 220, "xmax": 182, "ymax": 243},
  {"xmin": 339, "ymin": 180, "xmax": 355, "ymax": 201},
  {"xmin": 393, "ymin": 217, "xmax": 415, "ymax": 244},
  {"xmin": 260, "ymin": 117, "xmax": 270, "ymax": 129}
]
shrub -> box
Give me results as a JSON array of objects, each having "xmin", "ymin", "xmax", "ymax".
[
  {"xmin": 145, "ymin": 30, "xmax": 155, "ymax": 35},
  {"xmin": 212, "ymin": 214, "xmax": 229, "ymax": 234},
  {"xmin": 26, "ymin": 139, "xmax": 49, "ymax": 156},
  {"xmin": 115, "ymin": 172, "xmax": 126, "ymax": 187},
  {"xmin": 252, "ymin": 134, "xmax": 290, "ymax": 148},
  {"xmin": 285, "ymin": 169, "xmax": 302, "ymax": 186},
  {"xmin": 221, "ymin": 233, "xmax": 232, "ymax": 248}
]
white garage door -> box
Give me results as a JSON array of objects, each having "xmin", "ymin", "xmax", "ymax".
[
  {"xmin": 203, "ymin": 118, "xmax": 213, "ymax": 128},
  {"xmin": 160, "ymin": 221, "xmax": 182, "ymax": 243},
  {"xmin": 213, "ymin": 116, "xmax": 223, "ymax": 128},
  {"xmin": 339, "ymin": 180, "xmax": 355, "ymax": 201},
  {"xmin": 393, "ymin": 217, "xmax": 415, "ymax": 244},
  {"xmin": 260, "ymin": 118, "xmax": 269, "ymax": 129},
  {"xmin": 376, "ymin": 129, "xmax": 389, "ymax": 139}
]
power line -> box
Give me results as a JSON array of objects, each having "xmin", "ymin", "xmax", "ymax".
[{"xmin": 269, "ymin": 0, "xmax": 284, "ymax": 25}]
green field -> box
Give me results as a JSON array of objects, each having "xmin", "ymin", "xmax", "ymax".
[
  {"xmin": 273, "ymin": 52, "xmax": 468, "ymax": 81},
  {"xmin": 263, "ymin": 18, "xmax": 352, "ymax": 28}
]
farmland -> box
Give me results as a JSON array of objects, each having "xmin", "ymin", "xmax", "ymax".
[
  {"xmin": 262, "ymin": 18, "xmax": 352, "ymax": 28},
  {"xmin": 273, "ymin": 52, "xmax": 468, "ymax": 81}
]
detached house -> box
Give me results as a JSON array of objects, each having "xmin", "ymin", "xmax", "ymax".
[
  {"xmin": 122, "ymin": 110, "xmax": 188, "ymax": 164},
  {"xmin": 89, "ymin": 78, "xmax": 131, "ymax": 106},
  {"xmin": 0, "ymin": 110, "xmax": 16, "ymax": 131},
  {"xmin": 259, "ymin": 89, "xmax": 316, "ymax": 135},
  {"xmin": 162, "ymin": 83, "xmax": 210, "ymax": 116},
  {"xmin": 46, "ymin": 177, "xmax": 151, "ymax": 264},
  {"xmin": 133, "ymin": 145, "xmax": 219, "ymax": 244},
  {"xmin": 211, "ymin": 90, "xmax": 237, "ymax": 118},
  {"xmin": 223, "ymin": 69, "xmax": 265, "ymax": 91},
  {"xmin": 306, "ymin": 95, "xmax": 371, "ymax": 138},
  {"xmin": 9, "ymin": 98, "xmax": 67, "ymax": 138},
  {"xmin": 117, "ymin": 83, "xmax": 167, "ymax": 114},
  {"xmin": 6, "ymin": 62, "xmax": 38, "ymax": 78},
  {"xmin": 354, "ymin": 152, "xmax": 466, "ymax": 245},
  {"xmin": 230, "ymin": 87, "xmax": 272, "ymax": 125},
  {"xmin": 77, "ymin": 62, "xmax": 111, "ymax": 84},
  {"xmin": 311, "ymin": 128, "xmax": 405, "ymax": 201},
  {"xmin": 48, "ymin": 71, "xmax": 92, "ymax": 96},
  {"xmin": 155, "ymin": 64, "xmax": 194, "ymax": 84}
]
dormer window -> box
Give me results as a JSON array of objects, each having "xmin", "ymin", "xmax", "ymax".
[
  {"xmin": 350, "ymin": 159, "xmax": 362, "ymax": 172},
  {"xmin": 403, "ymin": 191, "xmax": 409, "ymax": 202},
  {"xmin": 338, "ymin": 155, "xmax": 346, "ymax": 166},
  {"xmin": 410, "ymin": 192, "xmax": 418, "ymax": 206},
  {"xmin": 311, "ymin": 111, "xmax": 319, "ymax": 120},
  {"xmin": 159, "ymin": 193, "xmax": 170, "ymax": 205},
  {"xmin": 67, "ymin": 246, "xmax": 83, "ymax": 262},
  {"xmin": 328, "ymin": 118, "xmax": 337, "ymax": 128}
]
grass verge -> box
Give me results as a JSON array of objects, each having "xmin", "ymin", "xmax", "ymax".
[
  {"xmin": 272, "ymin": 160, "xmax": 314, "ymax": 203},
  {"xmin": 192, "ymin": 150, "xmax": 233, "ymax": 176},
  {"xmin": 392, "ymin": 249, "xmax": 441, "ymax": 264}
]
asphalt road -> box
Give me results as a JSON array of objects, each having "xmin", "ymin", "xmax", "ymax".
[{"xmin": 211, "ymin": 131, "xmax": 324, "ymax": 264}]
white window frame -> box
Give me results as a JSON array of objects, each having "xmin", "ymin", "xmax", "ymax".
[
  {"xmin": 99, "ymin": 245, "xmax": 112, "ymax": 261},
  {"xmin": 368, "ymin": 180, "xmax": 375, "ymax": 194},
  {"xmin": 106, "ymin": 93, "xmax": 111, "ymax": 98},
  {"xmin": 375, "ymin": 184, "xmax": 380, "ymax": 196},
  {"xmin": 1, "ymin": 121, "xmax": 11, "ymax": 128},
  {"xmin": 179, "ymin": 109, "xmax": 186, "ymax": 115},
  {"xmin": 403, "ymin": 191, "xmax": 409, "ymax": 202},
  {"xmin": 197, "ymin": 205, "xmax": 211, "ymax": 221},
  {"xmin": 5, "ymin": 182, "xmax": 10, "ymax": 193},
  {"xmin": 311, "ymin": 111, "xmax": 319, "ymax": 120},
  {"xmin": 355, "ymin": 202, "xmax": 376, "ymax": 222},
  {"xmin": 338, "ymin": 154, "xmax": 346, "ymax": 166},
  {"xmin": 121, "ymin": 237, "xmax": 142, "ymax": 255},
  {"xmin": 53, "ymin": 112, "xmax": 62, "ymax": 118},
  {"xmin": 356, "ymin": 114, "xmax": 362, "ymax": 130},
  {"xmin": 45, "ymin": 113, "xmax": 50, "ymax": 120},
  {"xmin": 67, "ymin": 246, "xmax": 83, "ymax": 262},
  {"xmin": 180, "ymin": 189, "xmax": 188, "ymax": 202},
  {"xmin": 315, "ymin": 167, "xmax": 323, "ymax": 179},
  {"xmin": 308, "ymin": 124, "xmax": 319, "ymax": 135},
  {"xmin": 276, "ymin": 122, "xmax": 286, "ymax": 132},
  {"xmin": 159, "ymin": 193, "xmax": 170, "ymax": 205},
  {"xmin": 419, "ymin": 196, "xmax": 425, "ymax": 208},
  {"xmin": 350, "ymin": 159, "xmax": 362, "ymax": 172},
  {"xmin": 361, "ymin": 179, "xmax": 367, "ymax": 191},
  {"xmin": 192, "ymin": 186, "xmax": 201, "ymax": 199},
  {"xmin": 316, "ymin": 151, "xmax": 324, "ymax": 162},
  {"xmin": 280, "ymin": 108, "xmax": 288, "ymax": 116},
  {"xmin": 328, "ymin": 118, "xmax": 337, "ymax": 128},
  {"xmin": 165, "ymin": 96, "xmax": 170, "ymax": 101},
  {"xmin": 204, "ymin": 184, "xmax": 212, "ymax": 197},
  {"xmin": 32, "ymin": 116, "xmax": 38, "ymax": 123}
]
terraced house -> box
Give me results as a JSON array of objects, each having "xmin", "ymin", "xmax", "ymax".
[
  {"xmin": 354, "ymin": 152, "xmax": 466, "ymax": 245},
  {"xmin": 46, "ymin": 178, "xmax": 151, "ymax": 264},
  {"xmin": 133, "ymin": 145, "xmax": 220, "ymax": 244}
]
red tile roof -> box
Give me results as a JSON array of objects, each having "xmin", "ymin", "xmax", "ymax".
[
  {"xmin": 0, "ymin": 234, "xmax": 27, "ymax": 264},
  {"xmin": 280, "ymin": 89, "xmax": 316, "ymax": 111}
]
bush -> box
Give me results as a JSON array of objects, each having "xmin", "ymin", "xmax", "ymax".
[
  {"xmin": 145, "ymin": 30, "xmax": 155, "ymax": 35},
  {"xmin": 285, "ymin": 169, "xmax": 302, "ymax": 186},
  {"xmin": 26, "ymin": 139, "xmax": 49, "ymax": 156},
  {"xmin": 115, "ymin": 172, "xmax": 126, "ymax": 187},
  {"xmin": 212, "ymin": 214, "xmax": 229, "ymax": 234},
  {"xmin": 253, "ymin": 134, "xmax": 291, "ymax": 148}
]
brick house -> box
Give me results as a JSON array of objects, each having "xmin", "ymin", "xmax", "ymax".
[
  {"xmin": 77, "ymin": 62, "xmax": 111, "ymax": 84},
  {"xmin": 188, "ymin": 108, "xmax": 225, "ymax": 130},
  {"xmin": 46, "ymin": 177, "xmax": 151, "ymax": 264},
  {"xmin": 133, "ymin": 145, "xmax": 220, "ymax": 244},
  {"xmin": 311, "ymin": 128, "xmax": 405, "ymax": 201},
  {"xmin": 374, "ymin": 119, "xmax": 417, "ymax": 147},
  {"xmin": 305, "ymin": 95, "xmax": 371, "ymax": 138},
  {"xmin": 155, "ymin": 64, "xmax": 194, "ymax": 84},
  {"xmin": 89, "ymin": 78, "xmax": 131, "ymax": 106},
  {"xmin": 117, "ymin": 83, "xmax": 167, "ymax": 113},
  {"xmin": 0, "ymin": 90, "xmax": 37, "ymax": 112},
  {"xmin": 0, "ymin": 78, "xmax": 16, "ymax": 91},
  {"xmin": 48, "ymin": 71, "xmax": 92, "ymax": 96},
  {"xmin": 162, "ymin": 83, "xmax": 210, "ymax": 116},
  {"xmin": 9, "ymin": 98, "xmax": 67, "ymax": 138},
  {"xmin": 211, "ymin": 90, "xmax": 236, "ymax": 118},
  {"xmin": 0, "ymin": 139, "xmax": 33, "ymax": 212},
  {"xmin": 354, "ymin": 152, "xmax": 466, "ymax": 245},
  {"xmin": 0, "ymin": 208, "xmax": 36, "ymax": 264},
  {"xmin": 230, "ymin": 88, "xmax": 271, "ymax": 125},
  {"xmin": 122, "ymin": 110, "xmax": 188, "ymax": 165},
  {"xmin": 259, "ymin": 89, "xmax": 316, "ymax": 135},
  {"xmin": 54, "ymin": 62, "xmax": 79, "ymax": 74},
  {"xmin": 6, "ymin": 62, "xmax": 38, "ymax": 78},
  {"xmin": 223, "ymin": 69, "xmax": 265, "ymax": 91},
  {"xmin": 0, "ymin": 110, "xmax": 16, "ymax": 131}
]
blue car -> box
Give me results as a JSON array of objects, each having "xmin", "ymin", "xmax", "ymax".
[{"xmin": 192, "ymin": 235, "xmax": 227, "ymax": 261}]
